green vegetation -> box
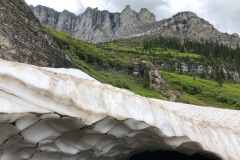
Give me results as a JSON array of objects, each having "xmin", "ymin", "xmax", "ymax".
[
  {"xmin": 44, "ymin": 27, "xmax": 163, "ymax": 99},
  {"xmin": 163, "ymin": 72, "xmax": 240, "ymax": 109},
  {"xmin": 143, "ymin": 35, "xmax": 240, "ymax": 63},
  {"xmin": 44, "ymin": 26, "xmax": 240, "ymax": 109},
  {"xmin": 143, "ymin": 36, "xmax": 240, "ymax": 78}
]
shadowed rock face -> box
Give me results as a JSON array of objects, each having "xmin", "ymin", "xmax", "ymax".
[
  {"xmin": 0, "ymin": 0, "xmax": 73, "ymax": 67},
  {"xmin": 31, "ymin": 5, "xmax": 240, "ymax": 47},
  {"xmin": 0, "ymin": 59, "xmax": 240, "ymax": 160}
]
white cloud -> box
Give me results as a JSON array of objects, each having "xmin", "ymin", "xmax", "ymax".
[
  {"xmin": 25, "ymin": 0, "xmax": 240, "ymax": 34},
  {"xmin": 81, "ymin": 0, "xmax": 107, "ymax": 10},
  {"xmin": 198, "ymin": 0, "xmax": 240, "ymax": 34},
  {"xmin": 168, "ymin": 0, "xmax": 201, "ymax": 13},
  {"xmin": 25, "ymin": 0, "xmax": 84, "ymax": 14}
]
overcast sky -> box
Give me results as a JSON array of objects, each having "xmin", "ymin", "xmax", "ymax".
[{"xmin": 25, "ymin": 0, "xmax": 240, "ymax": 35}]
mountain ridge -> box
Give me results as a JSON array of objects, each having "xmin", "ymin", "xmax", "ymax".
[{"xmin": 30, "ymin": 5, "xmax": 240, "ymax": 47}]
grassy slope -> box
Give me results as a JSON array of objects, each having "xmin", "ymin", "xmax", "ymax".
[
  {"xmin": 163, "ymin": 72, "xmax": 240, "ymax": 109},
  {"xmin": 44, "ymin": 27, "xmax": 240, "ymax": 110},
  {"xmin": 44, "ymin": 27, "xmax": 163, "ymax": 99}
]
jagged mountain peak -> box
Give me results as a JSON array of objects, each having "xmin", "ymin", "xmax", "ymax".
[
  {"xmin": 62, "ymin": 9, "xmax": 72, "ymax": 13},
  {"xmin": 31, "ymin": 4, "xmax": 59, "ymax": 13},
  {"xmin": 170, "ymin": 11, "xmax": 211, "ymax": 26},
  {"xmin": 164, "ymin": 10, "xmax": 213, "ymax": 31},
  {"xmin": 124, "ymin": 5, "xmax": 131, "ymax": 10},
  {"xmin": 167, "ymin": 11, "xmax": 207, "ymax": 26},
  {"xmin": 85, "ymin": 6, "xmax": 100, "ymax": 12},
  {"xmin": 140, "ymin": 7, "xmax": 152, "ymax": 13},
  {"xmin": 172, "ymin": 11, "xmax": 198, "ymax": 19},
  {"xmin": 139, "ymin": 8, "xmax": 156, "ymax": 23},
  {"xmin": 31, "ymin": 5, "xmax": 240, "ymax": 47}
]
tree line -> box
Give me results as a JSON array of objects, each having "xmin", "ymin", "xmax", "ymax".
[
  {"xmin": 143, "ymin": 35, "xmax": 240, "ymax": 84},
  {"xmin": 143, "ymin": 35, "xmax": 240, "ymax": 65}
]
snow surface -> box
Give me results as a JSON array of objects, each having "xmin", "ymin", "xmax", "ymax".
[
  {"xmin": 42, "ymin": 67, "xmax": 96, "ymax": 81},
  {"xmin": 0, "ymin": 59, "xmax": 240, "ymax": 160}
]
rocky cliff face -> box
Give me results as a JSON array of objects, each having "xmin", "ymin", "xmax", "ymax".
[
  {"xmin": 31, "ymin": 5, "xmax": 157, "ymax": 43},
  {"xmin": 159, "ymin": 12, "xmax": 240, "ymax": 47},
  {"xmin": 160, "ymin": 61, "xmax": 240, "ymax": 82},
  {"xmin": 0, "ymin": 0, "xmax": 73, "ymax": 67},
  {"xmin": 30, "ymin": 5, "xmax": 158, "ymax": 43},
  {"xmin": 31, "ymin": 5, "xmax": 240, "ymax": 47}
]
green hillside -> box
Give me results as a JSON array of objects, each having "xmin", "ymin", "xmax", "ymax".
[{"xmin": 44, "ymin": 27, "xmax": 240, "ymax": 109}]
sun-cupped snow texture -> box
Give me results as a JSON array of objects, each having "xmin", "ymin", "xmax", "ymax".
[{"xmin": 0, "ymin": 59, "xmax": 239, "ymax": 160}]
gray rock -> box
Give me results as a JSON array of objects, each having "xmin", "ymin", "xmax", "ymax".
[
  {"xmin": 31, "ymin": 5, "xmax": 240, "ymax": 48},
  {"xmin": 31, "ymin": 5, "xmax": 157, "ymax": 43},
  {"xmin": 0, "ymin": 1, "xmax": 73, "ymax": 67},
  {"xmin": 139, "ymin": 8, "xmax": 156, "ymax": 24}
]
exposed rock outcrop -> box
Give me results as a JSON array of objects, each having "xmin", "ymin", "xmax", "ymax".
[
  {"xmin": 133, "ymin": 61, "xmax": 170, "ymax": 90},
  {"xmin": 31, "ymin": 5, "xmax": 240, "ymax": 47},
  {"xmin": 159, "ymin": 12, "xmax": 240, "ymax": 47},
  {"xmin": 160, "ymin": 62, "xmax": 240, "ymax": 82},
  {"xmin": 30, "ymin": 5, "xmax": 156, "ymax": 43},
  {"xmin": 0, "ymin": 0, "xmax": 73, "ymax": 67},
  {"xmin": 133, "ymin": 61, "xmax": 179, "ymax": 101},
  {"xmin": 149, "ymin": 69, "xmax": 170, "ymax": 90},
  {"xmin": 1, "ymin": 59, "xmax": 239, "ymax": 160}
]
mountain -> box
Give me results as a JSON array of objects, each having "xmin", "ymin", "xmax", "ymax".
[
  {"xmin": 0, "ymin": 0, "xmax": 73, "ymax": 67},
  {"xmin": 30, "ymin": 5, "xmax": 240, "ymax": 47},
  {"xmin": 30, "ymin": 5, "xmax": 156, "ymax": 43},
  {"xmin": 0, "ymin": 2, "xmax": 240, "ymax": 159}
]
